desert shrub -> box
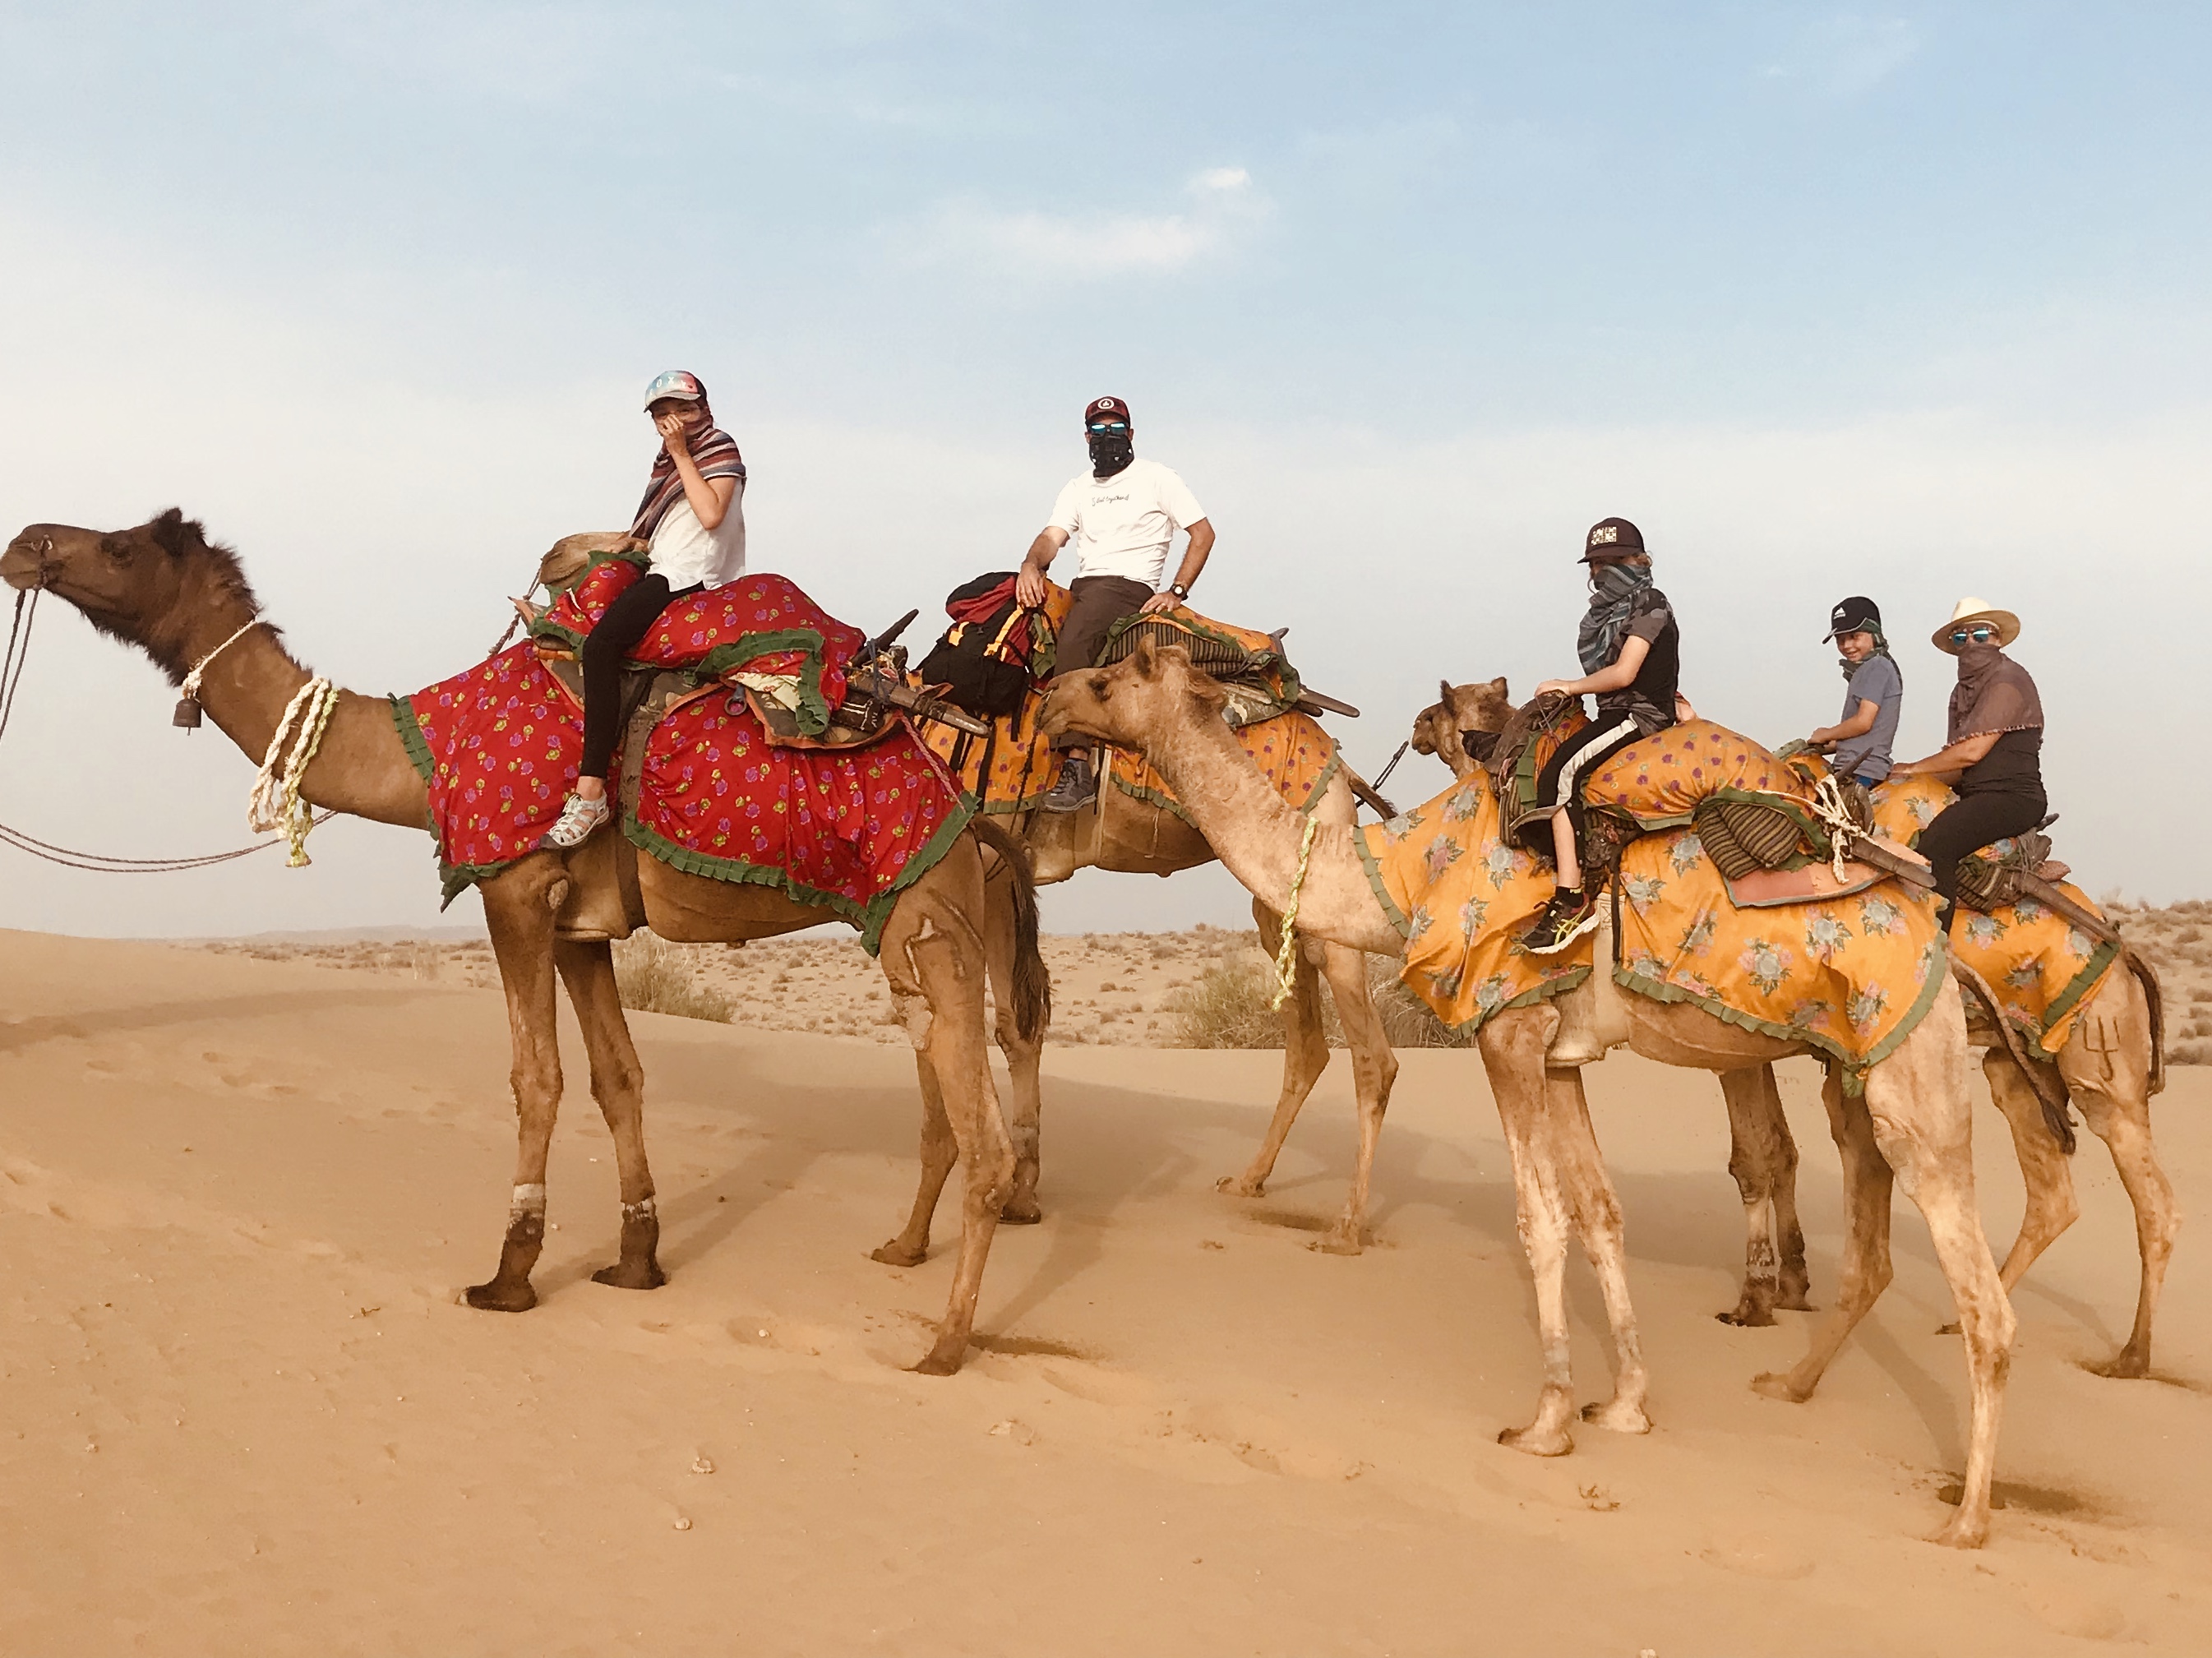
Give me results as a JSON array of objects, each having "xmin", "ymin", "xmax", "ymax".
[
  {"xmin": 613, "ymin": 931, "xmax": 734, "ymax": 1023},
  {"xmin": 2166, "ymin": 1039, "xmax": 2212, "ymax": 1065},
  {"xmin": 1165, "ymin": 950, "xmax": 1478, "ymax": 1050}
]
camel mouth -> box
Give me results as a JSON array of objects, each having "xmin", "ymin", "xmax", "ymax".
[{"xmin": 1, "ymin": 540, "xmax": 50, "ymax": 592}]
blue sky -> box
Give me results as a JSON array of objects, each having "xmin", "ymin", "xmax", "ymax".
[{"xmin": 2, "ymin": 3, "xmax": 2205, "ymax": 935}]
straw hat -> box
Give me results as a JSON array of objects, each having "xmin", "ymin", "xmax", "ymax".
[{"xmin": 1931, "ymin": 596, "xmax": 2020, "ymax": 654}]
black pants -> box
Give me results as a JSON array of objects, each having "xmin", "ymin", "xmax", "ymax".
[
  {"xmin": 578, "ymin": 574, "xmax": 700, "ymax": 782},
  {"xmin": 1526, "ymin": 714, "xmax": 1647, "ymax": 863},
  {"xmin": 1919, "ymin": 788, "xmax": 2047, "ymax": 924}
]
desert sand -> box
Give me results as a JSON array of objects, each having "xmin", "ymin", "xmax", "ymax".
[{"xmin": 4, "ymin": 925, "xmax": 2209, "ymax": 1656}]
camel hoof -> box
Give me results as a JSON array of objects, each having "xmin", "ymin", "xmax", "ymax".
[
  {"xmin": 1716, "ymin": 1301, "xmax": 1776, "ymax": 1328},
  {"xmin": 1496, "ymin": 1424, "xmax": 1574, "ymax": 1457},
  {"xmin": 910, "ymin": 1344, "xmax": 966, "ymax": 1377},
  {"xmin": 1309, "ymin": 1228, "xmax": 1365, "ymax": 1257},
  {"xmin": 1750, "ymin": 1370, "xmax": 1812, "ymax": 1404},
  {"xmin": 1928, "ymin": 1513, "xmax": 1990, "ymax": 1549},
  {"xmin": 1215, "ymin": 1175, "xmax": 1265, "ymax": 1199},
  {"xmin": 1581, "ymin": 1398, "xmax": 1653, "ymax": 1435},
  {"xmin": 870, "ymin": 1240, "xmax": 927, "ymax": 1268},
  {"xmin": 1778, "ymin": 1276, "xmax": 1814, "ymax": 1311},
  {"xmin": 464, "ymin": 1278, "xmax": 538, "ymax": 1313},
  {"xmin": 999, "ymin": 1198, "xmax": 1043, "ymax": 1226},
  {"xmin": 1937, "ymin": 1320, "xmax": 1962, "ymax": 1337},
  {"xmin": 591, "ymin": 1259, "xmax": 667, "ymax": 1291},
  {"xmin": 2088, "ymin": 1349, "xmax": 2151, "ymax": 1380}
]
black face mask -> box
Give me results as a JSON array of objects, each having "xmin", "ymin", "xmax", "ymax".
[{"xmin": 1088, "ymin": 428, "xmax": 1134, "ymax": 478}]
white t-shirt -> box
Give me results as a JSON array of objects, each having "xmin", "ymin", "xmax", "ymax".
[
  {"xmin": 1046, "ymin": 458, "xmax": 1206, "ymax": 586},
  {"xmin": 648, "ymin": 479, "xmax": 747, "ymax": 590}
]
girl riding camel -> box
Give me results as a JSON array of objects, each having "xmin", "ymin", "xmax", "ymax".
[
  {"xmin": 1518, "ymin": 517, "xmax": 1686, "ymax": 954},
  {"xmin": 545, "ymin": 371, "xmax": 748, "ymax": 849},
  {"xmin": 1888, "ymin": 598, "xmax": 2047, "ymax": 933}
]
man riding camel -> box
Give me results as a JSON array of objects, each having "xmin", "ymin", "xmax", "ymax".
[
  {"xmin": 1018, "ymin": 395, "xmax": 1215, "ymax": 813},
  {"xmin": 1888, "ymin": 597, "xmax": 2048, "ymax": 933}
]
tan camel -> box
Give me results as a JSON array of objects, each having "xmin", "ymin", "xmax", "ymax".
[
  {"xmin": 1417, "ymin": 677, "xmax": 2177, "ymax": 1374},
  {"xmin": 958, "ymin": 745, "xmax": 1399, "ymax": 1256},
  {"xmin": 1042, "ymin": 640, "xmax": 2015, "ymax": 1546},
  {"xmin": 2, "ymin": 510, "xmax": 1046, "ymax": 1376}
]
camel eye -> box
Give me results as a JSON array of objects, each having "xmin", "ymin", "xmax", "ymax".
[
  {"xmin": 99, "ymin": 536, "xmax": 133, "ymax": 564},
  {"xmin": 1088, "ymin": 673, "xmax": 1109, "ymax": 697}
]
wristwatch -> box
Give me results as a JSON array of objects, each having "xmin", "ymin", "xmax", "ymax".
[{"xmin": 1168, "ymin": 582, "xmax": 1190, "ymax": 600}]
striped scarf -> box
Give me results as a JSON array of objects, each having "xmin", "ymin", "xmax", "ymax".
[{"xmin": 630, "ymin": 389, "xmax": 746, "ymax": 540}]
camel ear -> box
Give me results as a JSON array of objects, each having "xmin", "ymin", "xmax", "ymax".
[
  {"xmin": 1489, "ymin": 677, "xmax": 1508, "ymax": 698},
  {"xmin": 1130, "ymin": 635, "xmax": 1160, "ymax": 677},
  {"xmin": 148, "ymin": 508, "xmax": 203, "ymax": 557},
  {"xmin": 1438, "ymin": 679, "xmax": 1454, "ymax": 704}
]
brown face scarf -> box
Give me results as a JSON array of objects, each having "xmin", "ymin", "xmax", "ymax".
[
  {"xmin": 1946, "ymin": 643, "xmax": 2043, "ymax": 744},
  {"xmin": 630, "ymin": 384, "xmax": 746, "ymax": 541}
]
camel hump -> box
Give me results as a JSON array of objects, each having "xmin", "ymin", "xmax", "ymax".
[{"xmin": 538, "ymin": 532, "xmax": 634, "ymax": 597}]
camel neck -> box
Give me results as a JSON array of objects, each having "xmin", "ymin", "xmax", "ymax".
[
  {"xmin": 180, "ymin": 613, "xmax": 431, "ymax": 831},
  {"xmin": 1137, "ymin": 706, "xmax": 1402, "ymax": 954}
]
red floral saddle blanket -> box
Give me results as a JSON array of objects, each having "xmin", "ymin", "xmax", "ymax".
[{"xmin": 390, "ymin": 566, "xmax": 971, "ymax": 952}]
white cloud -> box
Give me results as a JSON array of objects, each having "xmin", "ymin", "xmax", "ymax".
[
  {"xmin": 914, "ymin": 166, "xmax": 1268, "ymax": 278},
  {"xmin": 1759, "ymin": 14, "xmax": 1921, "ymax": 99}
]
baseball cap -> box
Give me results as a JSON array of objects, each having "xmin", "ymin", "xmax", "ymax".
[
  {"xmin": 1579, "ymin": 517, "xmax": 1646, "ymax": 562},
  {"xmin": 1083, "ymin": 395, "xmax": 1132, "ymax": 427},
  {"xmin": 643, "ymin": 370, "xmax": 706, "ymax": 410},
  {"xmin": 1823, "ymin": 596, "xmax": 1882, "ymax": 641}
]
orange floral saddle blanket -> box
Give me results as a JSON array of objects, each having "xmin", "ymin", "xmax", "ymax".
[{"xmin": 390, "ymin": 566, "xmax": 971, "ymax": 952}]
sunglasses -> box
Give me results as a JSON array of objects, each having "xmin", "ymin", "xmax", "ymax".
[
  {"xmin": 1949, "ymin": 625, "xmax": 1998, "ymax": 645},
  {"xmin": 1087, "ymin": 421, "xmax": 1129, "ymax": 433}
]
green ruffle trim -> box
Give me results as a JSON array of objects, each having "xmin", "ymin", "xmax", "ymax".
[
  {"xmin": 1351, "ymin": 818, "xmax": 1415, "ymax": 937},
  {"xmin": 620, "ymin": 796, "xmax": 976, "ymax": 955},
  {"xmin": 1613, "ymin": 936, "xmax": 1950, "ymax": 1096},
  {"xmin": 1433, "ymin": 965, "xmax": 1591, "ymax": 1038},
  {"xmin": 2025, "ymin": 937, "xmax": 2122, "ymax": 1054},
  {"xmin": 389, "ymin": 694, "xmax": 437, "ymax": 786}
]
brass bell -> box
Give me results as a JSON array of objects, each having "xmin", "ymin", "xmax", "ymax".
[{"xmin": 172, "ymin": 695, "xmax": 204, "ymax": 731}]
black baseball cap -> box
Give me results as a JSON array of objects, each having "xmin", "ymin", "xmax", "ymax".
[
  {"xmin": 1823, "ymin": 596, "xmax": 1882, "ymax": 640},
  {"xmin": 1083, "ymin": 395, "xmax": 1132, "ymax": 427},
  {"xmin": 1579, "ymin": 516, "xmax": 1646, "ymax": 562}
]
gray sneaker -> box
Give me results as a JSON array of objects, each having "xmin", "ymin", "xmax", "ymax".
[{"xmin": 1038, "ymin": 753, "xmax": 1096, "ymax": 815}]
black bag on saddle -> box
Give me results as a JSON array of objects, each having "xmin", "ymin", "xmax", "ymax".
[{"xmin": 915, "ymin": 572, "xmax": 1041, "ymax": 718}]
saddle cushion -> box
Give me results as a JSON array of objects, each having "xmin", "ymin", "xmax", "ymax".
[
  {"xmin": 394, "ymin": 635, "xmax": 970, "ymax": 953},
  {"xmin": 529, "ymin": 555, "xmax": 866, "ymax": 737},
  {"xmin": 1867, "ymin": 774, "xmax": 2119, "ymax": 1054}
]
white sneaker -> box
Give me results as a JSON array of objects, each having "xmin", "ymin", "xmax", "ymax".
[{"xmin": 543, "ymin": 792, "xmax": 611, "ymax": 849}]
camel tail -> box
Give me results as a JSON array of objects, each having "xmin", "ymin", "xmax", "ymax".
[
  {"xmin": 2125, "ymin": 944, "xmax": 2167, "ymax": 1097},
  {"xmin": 970, "ymin": 816, "xmax": 1051, "ymax": 1042},
  {"xmin": 1954, "ymin": 956, "xmax": 2077, "ymax": 1152}
]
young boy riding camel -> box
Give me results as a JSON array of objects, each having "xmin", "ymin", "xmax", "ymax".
[
  {"xmin": 1803, "ymin": 594, "xmax": 1904, "ymax": 786},
  {"xmin": 1518, "ymin": 517, "xmax": 1686, "ymax": 954},
  {"xmin": 545, "ymin": 371, "xmax": 747, "ymax": 849}
]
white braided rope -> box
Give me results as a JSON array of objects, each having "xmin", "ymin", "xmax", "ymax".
[
  {"xmin": 1268, "ymin": 815, "xmax": 1321, "ymax": 1011},
  {"xmin": 179, "ymin": 619, "xmax": 266, "ymax": 701},
  {"xmin": 247, "ymin": 677, "xmax": 339, "ymax": 866},
  {"xmin": 1808, "ymin": 773, "xmax": 1861, "ymax": 882}
]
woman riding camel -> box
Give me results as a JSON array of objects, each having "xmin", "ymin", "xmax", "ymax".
[
  {"xmin": 544, "ymin": 371, "xmax": 747, "ymax": 849},
  {"xmin": 1519, "ymin": 516, "xmax": 1685, "ymax": 954},
  {"xmin": 1888, "ymin": 597, "xmax": 2047, "ymax": 933}
]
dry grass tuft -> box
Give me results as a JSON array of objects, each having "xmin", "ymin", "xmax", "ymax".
[
  {"xmin": 1165, "ymin": 951, "xmax": 1476, "ymax": 1050},
  {"xmin": 613, "ymin": 931, "xmax": 735, "ymax": 1023}
]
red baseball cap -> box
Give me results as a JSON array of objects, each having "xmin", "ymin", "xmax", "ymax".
[{"xmin": 1083, "ymin": 395, "xmax": 1133, "ymax": 427}]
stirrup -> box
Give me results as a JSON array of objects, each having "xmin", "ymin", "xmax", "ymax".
[{"xmin": 542, "ymin": 792, "xmax": 612, "ymax": 850}]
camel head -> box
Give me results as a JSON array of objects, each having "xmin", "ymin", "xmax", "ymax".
[
  {"xmin": 1037, "ymin": 635, "xmax": 1230, "ymax": 750},
  {"xmin": 2, "ymin": 509, "xmax": 260, "ymax": 684},
  {"xmin": 1410, "ymin": 677, "xmax": 1512, "ymax": 776}
]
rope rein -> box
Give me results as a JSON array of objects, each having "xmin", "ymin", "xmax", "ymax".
[
  {"xmin": 0, "ymin": 587, "xmax": 39, "ymax": 746},
  {"xmin": 1268, "ymin": 814, "xmax": 1321, "ymax": 1010},
  {"xmin": 247, "ymin": 678, "xmax": 340, "ymax": 866}
]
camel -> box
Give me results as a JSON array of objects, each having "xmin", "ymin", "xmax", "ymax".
[
  {"xmin": 922, "ymin": 662, "xmax": 1401, "ymax": 1257},
  {"xmin": 2, "ymin": 510, "xmax": 1047, "ymax": 1376},
  {"xmin": 1041, "ymin": 639, "xmax": 2016, "ymax": 1546},
  {"xmin": 1415, "ymin": 677, "xmax": 2177, "ymax": 1375}
]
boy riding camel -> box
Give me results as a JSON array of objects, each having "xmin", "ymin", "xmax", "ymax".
[
  {"xmin": 1803, "ymin": 594, "xmax": 1904, "ymax": 786},
  {"xmin": 1518, "ymin": 517, "xmax": 1686, "ymax": 954}
]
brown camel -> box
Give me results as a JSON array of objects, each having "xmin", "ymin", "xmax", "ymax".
[
  {"xmin": 1416, "ymin": 677, "xmax": 2178, "ymax": 1374},
  {"xmin": 957, "ymin": 744, "xmax": 1399, "ymax": 1257},
  {"xmin": 1042, "ymin": 639, "xmax": 2015, "ymax": 1546},
  {"xmin": 2, "ymin": 510, "xmax": 1047, "ymax": 1376}
]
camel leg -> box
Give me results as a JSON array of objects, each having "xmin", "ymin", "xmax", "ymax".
[
  {"xmin": 1311, "ymin": 943, "xmax": 1399, "ymax": 1254},
  {"xmin": 552, "ymin": 938, "xmax": 665, "ymax": 1291},
  {"xmin": 2063, "ymin": 1023, "xmax": 2177, "ymax": 1379},
  {"xmin": 1980, "ymin": 1049, "xmax": 2077, "ymax": 1303},
  {"xmin": 870, "ymin": 1055, "xmax": 958, "ymax": 1268},
  {"xmin": 1865, "ymin": 1009, "xmax": 2014, "ymax": 1549},
  {"xmin": 984, "ymin": 866, "xmax": 1047, "ymax": 1226},
  {"xmin": 880, "ymin": 848, "xmax": 1017, "ymax": 1376},
  {"xmin": 1754, "ymin": 1065, "xmax": 1893, "ymax": 1402},
  {"xmin": 1480, "ymin": 1010, "xmax": 1582, "ymax": 1456},
  {"xmin": 465, "ymin": 858, "xmax": 572, "ymax": 1313},
  {"xmin": 1218, "ymin": 898, "xmax": 1330, "ymax": 1201},
  {"xmin": 1717, "ymin": 1065, "xmax": 1809, "ymax": 1324},
  {"xmin": 1550, "ymin": 1063, "xmax": 1652, "ymax": 1434}
]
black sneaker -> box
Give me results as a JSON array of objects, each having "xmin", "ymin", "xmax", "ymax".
[
  {"xmin": 1521, "ymin": 888, "xmax": 1599, "ymax": 954},
  {"xmin": 1038, "ymin": 752, "xmax": 1096, "ymax": 815}
]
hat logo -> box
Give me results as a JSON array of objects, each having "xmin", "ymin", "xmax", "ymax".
[{"xmin": 1590, "ymin": 525, "xmax": 1618, "ymax": 546}]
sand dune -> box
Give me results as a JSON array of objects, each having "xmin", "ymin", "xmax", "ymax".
[{"xmin": 3, "ymin": 927, "xmax": 2208, "ymax": 1655}]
